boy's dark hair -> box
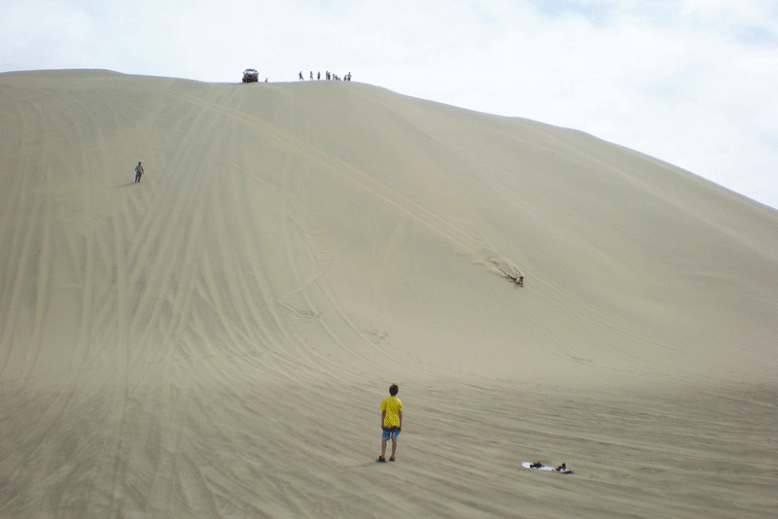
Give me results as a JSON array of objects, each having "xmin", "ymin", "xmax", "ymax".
[{"xmin": 389, "ymin": 384, "xmax": 399, "ymax": 396}]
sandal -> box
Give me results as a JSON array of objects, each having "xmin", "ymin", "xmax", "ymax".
[{"xmin": 376, "ymin": 456, "xmax": 386, "ymax": 463}]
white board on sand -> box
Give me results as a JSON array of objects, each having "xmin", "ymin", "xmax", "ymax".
[{"xmin": 521, "ymin": 461, "xmax": 573, "ymax": 474}]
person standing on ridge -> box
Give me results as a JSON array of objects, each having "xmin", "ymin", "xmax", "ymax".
[
  {"xmin": 134, "ymin": 161, "xmax": 144, "ymax": 183},
  {"xmin": 377, "ymin": 384, "xmax": 403, "ymax": 462}
]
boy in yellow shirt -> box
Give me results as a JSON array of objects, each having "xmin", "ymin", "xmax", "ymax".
[{"xmin": 377, "ymin": 384, "xmax": 403, "ymax": 462}]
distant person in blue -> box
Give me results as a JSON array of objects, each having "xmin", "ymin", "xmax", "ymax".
[{"xmin": 134, "ymin": 161, "xmax": 144, "ymax": 183}]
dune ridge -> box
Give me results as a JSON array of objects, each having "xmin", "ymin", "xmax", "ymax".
[{"xmin": 1, "ymin": 70, "xmax": 776, "ymax": 518}]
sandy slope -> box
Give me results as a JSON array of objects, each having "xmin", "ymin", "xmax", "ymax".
[{"xmin": 0, "ymin": 70, "xmax": 776, "ymax": 518}]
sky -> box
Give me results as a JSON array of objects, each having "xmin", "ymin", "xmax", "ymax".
[{"xmin": 3, "ymin": 0, "xmax": 777, "ymax": 210}]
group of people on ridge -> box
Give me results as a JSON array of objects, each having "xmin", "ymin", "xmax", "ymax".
[{"xmin": 299, "ymin": 71, "xmax": 352, "ymax": 81}]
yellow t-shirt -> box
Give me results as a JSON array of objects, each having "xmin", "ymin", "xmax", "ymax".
[{"xmin": 380, "ymin": 396, "xmax": 403, "ymax": 428}]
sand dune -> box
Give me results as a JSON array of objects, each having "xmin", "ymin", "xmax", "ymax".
[{"xmin": 0, "ymin": 70, "xmax": 776, "ymax": 518}]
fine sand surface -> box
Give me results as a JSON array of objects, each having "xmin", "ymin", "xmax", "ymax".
[{"xmin": 0, "ymin": 70, "xmax": 776, "ymax": 518}]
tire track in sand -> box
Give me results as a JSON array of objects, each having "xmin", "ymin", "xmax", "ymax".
[{"xmin": 161, "ymin": 87, "xmax": 512, "ymax": 269}]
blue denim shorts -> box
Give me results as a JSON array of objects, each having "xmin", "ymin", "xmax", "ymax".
[{"xmin": 382, "ymin": 426, "xmax": 401, "ymax": 441}]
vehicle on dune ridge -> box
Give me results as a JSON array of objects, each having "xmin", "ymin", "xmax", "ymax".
[{"xmin": 242, "ymin": 69, "xmax": 259, "ymax": 83}]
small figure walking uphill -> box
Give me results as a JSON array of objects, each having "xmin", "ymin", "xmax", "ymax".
[{"xmin": 134, "ymin": 161, "xmax": 144, "ymax": 183}]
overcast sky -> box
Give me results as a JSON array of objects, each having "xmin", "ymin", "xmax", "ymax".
[{"xmin": 3, "ymin": 0, "xmax": 777, "ymax": 210}]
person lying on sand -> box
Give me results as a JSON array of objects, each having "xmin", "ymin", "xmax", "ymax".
[
  {"xmin": 377, "ymin": 384, "xmax": 402, "ymax": 462},
  {"xmin": 507, "ymin": 275, "xmax": 524, "ymax": 286}
]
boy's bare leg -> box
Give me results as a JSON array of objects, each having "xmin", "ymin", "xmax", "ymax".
[
  {"xmin": 381, "ymin": 440, "xmax": 387, "ymax": 458},
  {"xmin": 390, "ymin": 440, "xmax": 397, "ymax": 459}
]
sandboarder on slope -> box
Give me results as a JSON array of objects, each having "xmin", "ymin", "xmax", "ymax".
[{"xmin": 507, "ymin": 275, "xmax": 524, "ymax": 286}]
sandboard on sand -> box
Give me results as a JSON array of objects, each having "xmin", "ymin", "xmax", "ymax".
[{"xmin": 521, "ymin": 461, "xmax": 573, "ymax": 474}]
